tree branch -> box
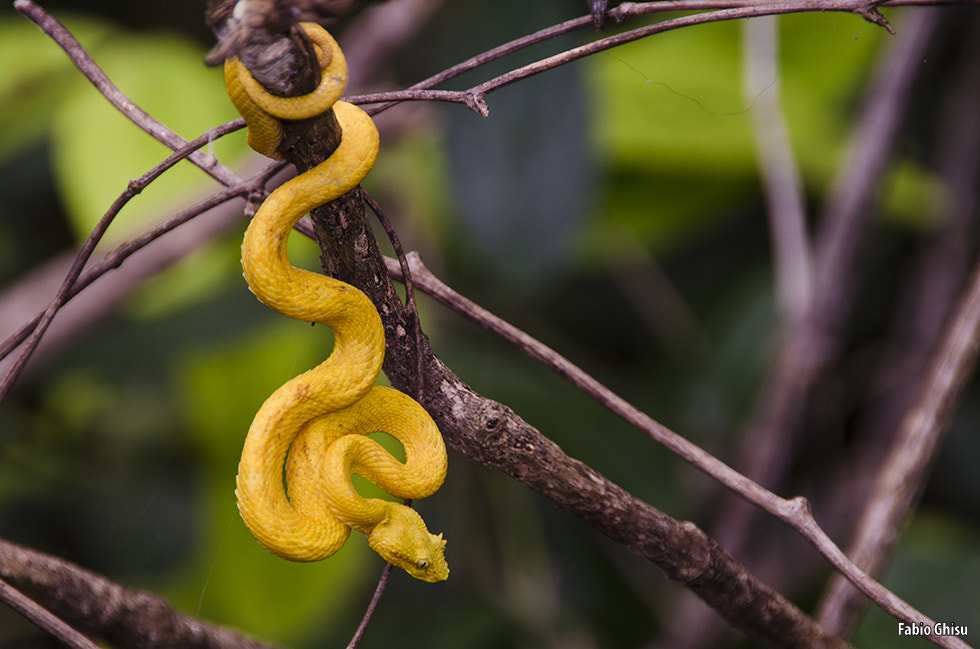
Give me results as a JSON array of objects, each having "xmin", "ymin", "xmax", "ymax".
[
  {"xmin": 379, "ymin": 252, "xmax": 969, "ymax": 649},
  {"xmin": 0, "ymin": 120, "xmax": 250, "ymax": 403},
  {"xmin": 0, "ymin": 538, "xmax": 279, "ymax": 649},
  {"xmin": 0, "ymin": 575, "xmax": 101, "ymax": 649},
  {"xmin": 326, "ymin": 225, "xmax": 853, "ymax": 648}
]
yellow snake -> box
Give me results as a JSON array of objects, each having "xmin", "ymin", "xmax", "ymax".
[{"xmin": 223, "ymin": 23, "xmax": 449, "ymax": 582}]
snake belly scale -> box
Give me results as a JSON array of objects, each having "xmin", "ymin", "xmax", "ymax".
[{"xmin": 224, "ymin": 23, "xmax": 448, "ymax": 582}]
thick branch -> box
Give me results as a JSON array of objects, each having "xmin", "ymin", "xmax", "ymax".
[
  {"xmin": 379, "ymin": 252, "xmax": 970, "ymax": 649},
  {"xmin": 0, "ymin": 538, "xmax": 277, "ymax": 649},
  {"xmin": 0, "ymin": 576, "xmax": 100, "ymax": 649},
  {"xmin": 309, "ymin": 198, "xmax": 853, "ymax": 648}
]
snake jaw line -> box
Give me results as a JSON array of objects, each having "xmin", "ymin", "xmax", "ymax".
[
  {"xmin": 225, "ymin": 23, "xmax": 448, "ymax": 582},
  {"xmin": 367, "ymin": 505, "xmax": 449, "ymax": 583}
]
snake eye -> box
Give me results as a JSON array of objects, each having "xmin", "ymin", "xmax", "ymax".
[{"xmin": 416, "ymin": 559, "xmax": 429, "ymax": 570}]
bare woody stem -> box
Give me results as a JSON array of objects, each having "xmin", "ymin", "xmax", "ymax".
[
  {"xmin": 0, "ymin": 120, "xmax": 251, "ymax": 403},
  {"xmin": 0, "ymin": 576, "xmax": 101, "ymax": 649},
  {"xmin": 315, "ymin": 212, "xmax": 853, "ymax": 648},
  {"xmin": 349, "ymin": 0, "xmax": 979, "ymax": 114},
  {"xmin": 0, "ymin": 538, "xmax": 278, "ymax": 649},
  {"xmin": 13, "ymin": 0, "xmax": 243, "ymax": 187},
  {"xmin": 817, "ymin": 23, "xmax": 980, "ymax": 632}
]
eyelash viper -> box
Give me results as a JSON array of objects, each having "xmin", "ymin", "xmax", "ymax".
[{"xmin": 223, "ymin": 22, "xmax": 449, "ymax": 582}]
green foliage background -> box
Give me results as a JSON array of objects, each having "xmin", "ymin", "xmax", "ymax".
[{"xmin": 0, "ymin": 1, "xmax": 977, "ymax": 647}]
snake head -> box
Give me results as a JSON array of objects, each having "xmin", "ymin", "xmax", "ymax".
[{"xmin": 368, "ymin": 506, "xmax": 449, "ymax": 582}]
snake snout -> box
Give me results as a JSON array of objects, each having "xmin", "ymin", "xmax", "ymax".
[{"xmin": 368, "ymin": 506, "xmax": 449, "ymax": 582}]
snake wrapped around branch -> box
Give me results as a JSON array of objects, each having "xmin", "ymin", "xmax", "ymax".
[{"xmin": 223, "ymin": 22, "xmax": 449, "ymax": 583}]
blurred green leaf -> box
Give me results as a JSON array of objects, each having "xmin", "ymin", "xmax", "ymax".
[
  {"xmin": 125, "ymin": 237, "xmax": 240, "ymax": 320},
  {"xmin": 50, "ymin": 28, "xmax": 241, "ymax": 243},
  {"xmin": 591, "ymin": 20, "xmax": 752, "ymax": 174},
  {"xmin": 588, "ymin": 14, "xmax": 886, "ymax": 253},
  {"xmin": 879, "ymin": 160, "xmax": 945, "ymax": 228},
  {"xmin": 173, "ymin": 319, "xmax": 374, "ymax": 644},
  {"xmin": 0, "ymin": 15, "xmax": 116, "ymax": 160}
]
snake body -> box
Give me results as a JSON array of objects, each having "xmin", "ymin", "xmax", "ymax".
[{"xmin": 224, "ymin": 23, "xmax": 448, "ymax": 582}]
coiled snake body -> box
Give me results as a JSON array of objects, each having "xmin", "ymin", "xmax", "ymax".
[{"xmin": 224, "ymin": 23, "xmax": 448, "ymax": 582}]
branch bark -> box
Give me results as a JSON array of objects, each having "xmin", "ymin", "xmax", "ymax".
[
  {"xmin": 312, "ymin": 201, "xmax": 853, "ymax": 649},
  {"xmin": 0, "ymin": 538, "xmax": 278, "ymax": 649}
]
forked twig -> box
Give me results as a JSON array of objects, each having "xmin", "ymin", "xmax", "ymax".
[
  {"xmin": 707, "ymin": 2, "xmax": 942, "ymax": 598},
  {"xmin": 350, "ymin": 0, "xmax": 977, "ymax": 120},
  {"xmin": 3, "ymin": 0, "xmax": 261, "ymax": 403}
]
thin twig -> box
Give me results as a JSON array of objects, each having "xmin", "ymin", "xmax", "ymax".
[
  {"xmin": 351, "ymin": 13, "xmax": 588, "ymax": 115},
  {"xmin": 0, "ymin": 120, "xmax": 249, "ymax": 402},
  {"xmin": 665, "ymin": 18, "xmax": 816, "ymax": 644},
  {"xmin": 351, "ymin": 0, "xmax": 976, "ymax": 117},
  {"xmin": 344, "ymin": 563, "xmax": 393, "ymax": 649},
  {"xmin": 818, "ymin": 249, "xmax": 980, "ymax": 638},
  {"xmin": 818, "ymin": 25, "xmax": 980, "ymax": 633},
  {"xmin": 0, "ymin": 577, "xmax": 102, "ymax": 649},
  {"xmin": 13, "ymin": 0, "xmax": 242, "ymax": 188},
  {"xmin": 353, "ymin": 88, "xmax": 489, "ymax": 116},
  {"xmin": 360, "ymin": 189, "xmax": 428, "ymax": 400},
  {"xmin": 0, "ymin": 179, "xmax": 256, "ymax": 376},
  {"xmin": 613, "ymin": 0, "xmax": 974, "ymax": 12},
  {"xmin": 463, "ymin": 0, "xmax": 898, "ymax": 107},
  {"xmin": 742, "ymin": 15, "xmax": 812, "ymax": 325},
  {"xmin": 0, "ymin": 155, "xmax": 268, "ymax": 370},
  {"xmin": 384, "ymin": 252, "xmax": 972, "ymax": 649},
  {"xmin": 360, "ymin": 191, "xmax": 418, "ymax": 327}
]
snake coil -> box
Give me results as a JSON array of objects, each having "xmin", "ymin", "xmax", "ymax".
[{"xmin": 224, "ymin": 23, "xmax": 448, "ymax": 582}]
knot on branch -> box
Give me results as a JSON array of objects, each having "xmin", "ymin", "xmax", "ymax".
[{"xmin": 477, "ymin": 400, "xmax": 508, "ymax": 438}]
